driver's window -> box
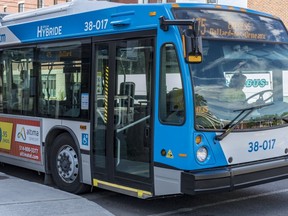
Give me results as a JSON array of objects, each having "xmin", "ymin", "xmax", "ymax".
[{"xmin": 159, "ymin": 43, "xmax": 185, "ymax": 124}]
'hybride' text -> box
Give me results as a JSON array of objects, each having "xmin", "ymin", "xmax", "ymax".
[{"xmin": 37, "ymin": 25, "xmax": 62, "ymax": 38}]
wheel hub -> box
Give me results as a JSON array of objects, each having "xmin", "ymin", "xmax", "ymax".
[{"xmin": 56, "ymin": 145, "xmax": 79, "ymax": 183}]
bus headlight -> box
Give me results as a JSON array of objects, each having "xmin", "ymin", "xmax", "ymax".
[{"xmin": 196, "ymin": 147, "xmax": 208, "ymax": 162}]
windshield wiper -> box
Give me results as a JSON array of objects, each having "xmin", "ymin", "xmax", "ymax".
[
  {"xmin": 282, "ymin": 117, "xmax": 288, "ymax": 123},
  {"xmin": 215, "ymin": 102, "xmax": 274, "ymax": 141}
]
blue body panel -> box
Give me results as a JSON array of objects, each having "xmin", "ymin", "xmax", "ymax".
[
  {"xmin": 8, "ymin": 6, "xmax": 159, "ymax": 43},
  {"xmin": 2, "ymin": 3, "xmax": 278, "ymax": 45}
]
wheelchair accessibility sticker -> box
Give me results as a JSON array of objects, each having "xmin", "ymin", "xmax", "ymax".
[{"xmin": 82, "ymin": 133, "xmax": 89, "ymax": 146}]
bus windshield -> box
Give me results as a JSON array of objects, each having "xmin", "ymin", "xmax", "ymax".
[{"xmin": 173, "ymin": 8, "xmax": 288, "ymax": 130}]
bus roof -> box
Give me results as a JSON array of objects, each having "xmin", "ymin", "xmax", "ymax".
[
  {"xmin": 0, "ymin": 0, "xmax": 281, "ymax": 46},
  {"xmin": 1, "ymin": 0, "xmax": 123, "ymax": 26},
  {"xmin": 1, "ymin": 0, "xmax": 278, "ymax": 26}
]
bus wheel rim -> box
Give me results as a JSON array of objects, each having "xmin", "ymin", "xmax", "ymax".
[{"xmin": 56, "ymin": 145, "xmax": 79, "ymax": 183}]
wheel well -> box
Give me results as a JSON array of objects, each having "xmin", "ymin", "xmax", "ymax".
[{"xmin": 45, "ymin": 128, "xmax": 80, "ymax": 175}]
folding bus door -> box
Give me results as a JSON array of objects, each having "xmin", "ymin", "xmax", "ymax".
[{"xmin": 92, "ymin": 34, "xmax": 155, "ymax": 197}]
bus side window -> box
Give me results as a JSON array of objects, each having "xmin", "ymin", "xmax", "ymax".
[
  {"xmin": 1, "ymin": 49, "xmax": 35, "ymax": 115},
  {"xmin": 159, "ymin": 44, "xmax": 185, "ymax": 124},
  {"xmin": 38, "ymin": 41, "xmax": 90, "ymax": 119}
]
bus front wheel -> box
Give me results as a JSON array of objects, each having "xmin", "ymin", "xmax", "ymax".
[{"xmin": 50, "ymin": 133, "xmax": 89, "ymax": 194}]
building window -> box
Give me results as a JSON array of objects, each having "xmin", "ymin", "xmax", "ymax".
[
  {"xmin": 18, "ymin": 3, "xmax": 24, "ymax": 12},
  {"xmin": 38, "ymin": 0, "xmax": 44, "ymax": 8},
  {"xmin": 207, "ymin": 0, "xmax": 217, "ymax": 3},
  {"xmin": 3, "ymin": 6, "xmax": 7, "ymax": 12}
]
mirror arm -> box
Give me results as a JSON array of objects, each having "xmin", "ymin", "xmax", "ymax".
[
  {"xmin": 160, "ymin": 16, "xmax": 202, "ymax": 63},
  {"xmin": 159, "ymin": 16, "xmax": 197, "ymax": 32}
]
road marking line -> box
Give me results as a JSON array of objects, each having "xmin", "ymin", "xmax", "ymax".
[{"xmin": 148, "ymin": 188, "xmax": 288, "ymax": 216}]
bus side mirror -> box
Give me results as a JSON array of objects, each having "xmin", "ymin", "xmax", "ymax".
[{"xmin": 183, "ymin": 28, "xmax": 203, "ymax": 63}]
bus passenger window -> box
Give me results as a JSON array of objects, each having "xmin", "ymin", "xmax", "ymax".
[
  {"xmin": 1, "ymin": 49, "xmax": 35, "ymax": 115},
  {"xmin": 38, "ymin": 41, "xmax": 90, "ymax": 119},
  {"xmin": 159, "ymin": 44, "xmax": 185, "ymax": 124}
]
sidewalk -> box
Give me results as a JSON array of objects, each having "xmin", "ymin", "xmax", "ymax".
[{"xmin": 0, "ymin": 172, "xmax": 115, "ymax": 216}]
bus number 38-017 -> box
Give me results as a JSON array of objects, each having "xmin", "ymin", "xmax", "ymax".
[
  {"xmin": 248, "ymin": 139, "xmax": 276, "ymax": 152},
  {"xmin": 84, "ymin": 19, "xmax": 108, "ymax": 31}
]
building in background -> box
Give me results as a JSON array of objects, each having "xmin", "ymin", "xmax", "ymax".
[
  {"xmin": 248, "ymin": 0, "xmax": 288, "ymax": 30},
  {"xmin": 174, "ymin": 0, "xmax": 247, "ymax": 8},
  {"xmin": 0, "ymin": 0, "xmax": 286, "ymax": 28},
  {"xmin": 0, "ymin": 0, "xmax": 69, "ymax": 13}
]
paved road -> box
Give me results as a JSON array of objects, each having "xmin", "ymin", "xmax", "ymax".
[
  {"xmin": 2, "ymin": 164, "xmax": 288, "ymax": 216},
  {"xmin": 82, "ymin": 179, "xmax": 288, "ymax": 216},
  {"xmin": 0, "ymin": 165, "xmax": 114, "ymax": 216}
]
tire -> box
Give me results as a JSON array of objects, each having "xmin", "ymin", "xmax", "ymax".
[{"xmin": 50, "ymin": 132, "xmax": 90, "ymax": 194}]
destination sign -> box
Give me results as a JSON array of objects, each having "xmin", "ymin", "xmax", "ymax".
[
  {"xmin": 173, "ymin": 9, "xmax": 288, "ymax": 42},
  {"xmin": 39, "ymin": 47, "xmax": 81, "ymax": 62}
]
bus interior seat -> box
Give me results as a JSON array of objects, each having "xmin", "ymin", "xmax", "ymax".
[
  {"xmin": 64, "ymin": 107, "xmax": 80, "ymax": 117},
  {"xmin": 119, "ymin": 82, "xmax": 135, "ymax": 107},
  {"xmin": 168, "ymin": 88, "xmax": 184, "ymax": 112},
  {"xmin": 166, "ymin": 88, "xmax": 184, "ymax": 123}
]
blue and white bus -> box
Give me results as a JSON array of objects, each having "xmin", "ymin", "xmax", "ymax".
[{"xmin": 1, "ymin": 0, "xmax": 288, "ymax": 198}]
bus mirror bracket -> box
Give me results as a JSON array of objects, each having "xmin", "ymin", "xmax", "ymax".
[
  {"xmin": 159, "ymin": 16, "xmax": 203, "ymax": 63},
  {"xmin": 183, "ymin": 28, "xmax": 203, "ymax": 63}
]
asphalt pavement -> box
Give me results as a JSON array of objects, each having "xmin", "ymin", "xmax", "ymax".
[{"xmin": 0, "ymin": 172, "xmax": 115, "ymax": 216}]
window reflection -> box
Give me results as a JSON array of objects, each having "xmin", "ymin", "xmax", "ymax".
[{"xmin": 192, "ymin": 40, "xmax": 288, "ymax": 130}]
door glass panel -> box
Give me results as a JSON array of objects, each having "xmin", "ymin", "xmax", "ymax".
[
  {"xmin": 114, "ymin": 39, "xmax": 153, "ymax": 178},
  {"xmin": 94, "ymin": 44, "xmax": 109, "ymax": 169}
]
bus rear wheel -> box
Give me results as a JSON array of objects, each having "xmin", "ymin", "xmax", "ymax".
[{"xmin": 50, "ymin": 133, "xmax": 89, "ymax": 194}]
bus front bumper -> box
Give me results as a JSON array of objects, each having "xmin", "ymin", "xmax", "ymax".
[{"xmin": 181, "ymin": 158, "xmax": 288, "ymax": 195}]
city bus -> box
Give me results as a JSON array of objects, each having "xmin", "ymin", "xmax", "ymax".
[{"xmin": 1, "ymin": 0, "xmax": 288, "ymax": 199}]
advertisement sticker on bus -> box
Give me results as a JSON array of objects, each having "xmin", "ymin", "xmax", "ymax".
[
  {"xmin": 0, "ymin": 117, "xmax": 41, "ymax": 162},
  {"xmin": 15, "ymin": 124, "xmax": 41, "ymax": 146},
  {"xmin": 15, "ymin": 122, "xmax": 41, "ymax": 161},
  {"xmin": 0, "ymin": 122, "xmax": 13, "ymax": 151}
]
